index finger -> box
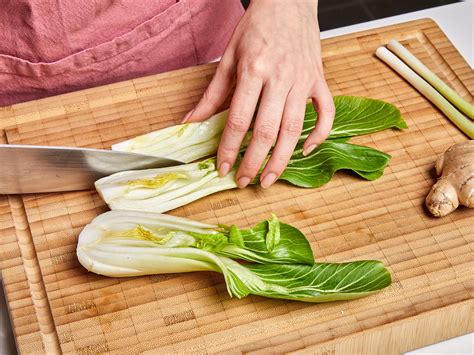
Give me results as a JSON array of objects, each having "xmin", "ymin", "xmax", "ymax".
[{"xmin": 217, "ymin": 75, "xmax": 263, "ymax": 176}]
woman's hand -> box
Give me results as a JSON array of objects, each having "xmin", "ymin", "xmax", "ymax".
[{"xmin": 183, "ymin": 0, "xmax": 334, "ymax": 189}]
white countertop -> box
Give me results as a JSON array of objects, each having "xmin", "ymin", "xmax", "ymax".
[
  {"xmin": 1, "ymin": 2, "xmax": 473, "ymax": 354},
  {"xmin": 321, "ymin": 0, "xmax": 473, "ymax": 67}
]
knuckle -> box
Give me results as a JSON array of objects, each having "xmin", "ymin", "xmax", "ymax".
[
  {"xmin": 218, "ymin": 148, "xmax": 239, "ymax": 165},
  {"xmin": 218, "ymin": 145, "xmax": 238, "ymax": 158},
  {"xmin": 253, "ymin": 123, "xmax": 277, "ymax": 143},
  {"xmin": 218, "ymin": 58, "xmax": 232, "ymax": 73},
  {"xmin": 322, "ymin": 111, "xmax": 335, "ymax": 122},
  {"xmin": 226, "ymin": 116, "xmax": 248, "ymax": 133},
  {"xmin": 282, "ymin": 119, "xmax": 302, "ymax": 137},
  {"xmin": 310, "ymin": 129, "xmax": 329, "ymax": 143},
  {"xmin": 241, "ymin": 160, "xmax": 261, "ymax": 172},
  {"xmin": 319, "ymin": 130, "xmax": 331, "ymax": 141},
  {"xmin": 271, "ymin": 152, "xmax": 290, "ymax": 167},
  {"xmin": 274, "ymin": 62, "xmax": 290, "ymax": 78},
  {"xmin": 318, "ymin": 103, "xmax": 336, "ymax": 118},
  {"xmin": 243, "ymin": 59, "xmax": 267, "ymax": 77},
  {"xmin": 273, "ymin": 69, "xmax": 287, "ymax": 84}
]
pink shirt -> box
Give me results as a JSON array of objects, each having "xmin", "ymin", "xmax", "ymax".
[{"xmin": 0, "ymin": 0, "xmax": 244, "ymax": 106}]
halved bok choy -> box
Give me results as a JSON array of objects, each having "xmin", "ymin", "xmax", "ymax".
[
  {"xmin": 112, "ymin": 96, "xmax": 407, "ymax": 162},
  {"xmin": 95, "ymin": 142, "xmax": 390, "ymax": 213},
  {"xmin": 77, "ymin": 211, "xmax": 391, "ymax": 302},
  {"xmin": 95, "ymin": 158, "xmax": 237, "ymax": 213}
]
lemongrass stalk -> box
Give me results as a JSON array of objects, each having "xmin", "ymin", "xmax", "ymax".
[
  {"xmin": 387, "ymin": 40, "xmax": 474, "ymax": 120},
  {"xmin": 376, "ymin": 47, "xmax": 474, "ymax": 139}
]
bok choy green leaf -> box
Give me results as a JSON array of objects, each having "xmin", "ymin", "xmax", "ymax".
[
  {"xmin": 280, "ymin": 141, "xmax": 391, "ymax": 188},
  {"xmin": 100, "ymin": 96, "xmax": 404, "ymax": 214},
  {"xmin": 301, "ymin": 96, "xmax": 407, "ymax": 140},
  {"xmin": 77, "ymin": 211, "xmax": 391, "ymax": 302},
  {"xmin": 236, "ymin": 260, "xmax": 392, "ymax": 302}
]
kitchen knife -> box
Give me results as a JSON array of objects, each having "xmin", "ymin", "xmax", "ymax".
[{"xmin": 0, "ymin": 144, "xmax": 183, "ymax": 194}]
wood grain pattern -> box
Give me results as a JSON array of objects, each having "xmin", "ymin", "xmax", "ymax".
[{"xmin": 0, "ymin": 19, "xmax": 473, "ymax": 354}]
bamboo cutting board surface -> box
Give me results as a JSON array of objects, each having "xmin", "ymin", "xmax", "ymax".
[{"xmin": 0, "ymin": 19, "xmax": 473, "ymax": 354}]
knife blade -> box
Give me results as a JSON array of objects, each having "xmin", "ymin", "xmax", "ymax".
[{"xmin": 0, "ymin": 144, "xmax": 183, "ymax": 194}]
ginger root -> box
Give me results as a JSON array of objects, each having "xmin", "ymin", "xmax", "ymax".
[{"xmin": 425, "ymin": 141, "xmax": 474, "ymax": 217}]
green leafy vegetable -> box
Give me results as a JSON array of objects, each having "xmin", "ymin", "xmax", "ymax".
[
  {"xmin": 228, "ymin": 225, "xmax": 244, "ymax": 248},
  {"xmin": 96, "ymin": 95, "xmax": 406, "ymax": 213},
  {"xmin": 280, "ymin": 141, "xmax": 391, "ymax": 188},
  {"xmin": 301, "ymin": 96, "xmax": 407, "ymax": 140},
  {"xmin": 112, "ymin": 96, "xmax": 406, "ymax": 161},
  {"xmin": 78, "ymin": 210, "xmax": 313, "ymax": 266},
  {"xmin": 218, "ymin": 218, "xmax": 314, "ymax": 265},
  {"xmin": 96, "ymin": 141, "xmax": 391, "ymax": 213},
  {"xmin": 77, "ymin": 211, "xmax": 391, "ymax": 302},
  {"xmin": 227, "ymin": 260, "xmax": 392, "ymax": 302},
  {"xmin": 95, "ymin": 158, "xmax": 237, "ymax": 213}
]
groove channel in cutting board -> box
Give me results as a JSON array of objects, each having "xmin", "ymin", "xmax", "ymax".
[{"xmin": 0, "ymin": 19, "xmax": 472, "ymax": 354}]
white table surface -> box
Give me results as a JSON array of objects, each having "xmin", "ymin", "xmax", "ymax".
[
  {"xmin": 1, "ymin": 2, "xmax": 473, "ymax": 354},
  {"xmin": 321, "ymin": 0, "xmax": 473, "ymax": 68}
]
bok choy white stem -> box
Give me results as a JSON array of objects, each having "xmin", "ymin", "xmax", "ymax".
[
  {"xmin": 376, "ymin": 46, "xmax": 474, "ymax": 139},
  {"xmin": 386, "ymin": 40, "xmax": 474, "ymax": 120},
  {"xmin": 112, "ymin": 110, "xmax": 228, "ymax": 163}
]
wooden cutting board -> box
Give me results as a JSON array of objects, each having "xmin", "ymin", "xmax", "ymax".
[{"xmin": 0, "ymin": 19, "xmax": 473, "ymax": 354}]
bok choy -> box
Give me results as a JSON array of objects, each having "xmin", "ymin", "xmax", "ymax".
[
  {"xmin": 96, "ymin": 142, "xmax": 390, "ymax": 213},
  {"xmin": 97, "ymin": 96, "xmax": 403, "ymax": 213},
  {"xmin": 113, "ymin": 96, "xmax": 406, "ymax": 162},
  {"xmin": 280, "ymin": 141, "xmax": 391, "ymax": 188},
  {"xmin": 95, "ymin": 158, "xmax": 237, "ymax": 213},
  {"xmin": 77, "ymin": 211, "xmax": 391, "ymax": 302}
]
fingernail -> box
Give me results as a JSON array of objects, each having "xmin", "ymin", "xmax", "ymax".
[
  {"xmin": 237, "ymin": 176, "xmax": 251, "ymax": 189},
  {"xmin": 303, "ymin": 144, "xmax": 317, "ymax": 156},
  {"xmin": 219, "ymin": 162, "xmax": 230, "ymax": 177},
  {"xmin": 181, "ymin": 109, "xmax": 195, "ymax": 123},
  {"xmin": 260, "ymin": 173, "xmax": 277, "ymax": 189}
]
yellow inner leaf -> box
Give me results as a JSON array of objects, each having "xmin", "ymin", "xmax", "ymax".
[{"xmin": 127, "ymin": 172, "xmax": 187, "ymax": 189}]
